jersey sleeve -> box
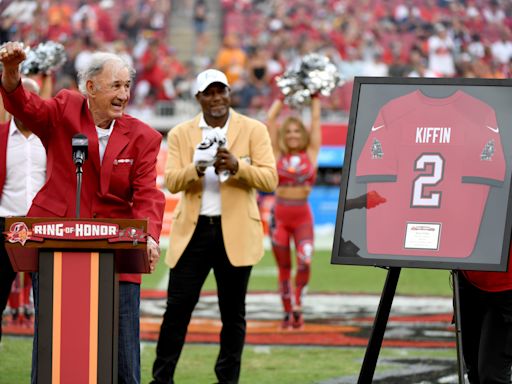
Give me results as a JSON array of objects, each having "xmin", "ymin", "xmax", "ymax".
[
  {"xmin": 462, "ymin": 104, "xmax": 506, "ymax": 187},
  {"xmin": 356, "ymin": 108, "xmax": 398, "ymax": 183}
]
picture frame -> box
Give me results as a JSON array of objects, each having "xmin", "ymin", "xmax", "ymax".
[{"xmin": 331, "ymin": 77, "xmax": 512, "ymax": 271}]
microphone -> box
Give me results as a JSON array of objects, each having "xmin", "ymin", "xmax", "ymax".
[
  {"xmin": 72, "ymin": 133, "xmax": 88, "ymax": 217},
  {"xmin": 72, "ymin": 133, "xmax": 88, "ymax": 166}
]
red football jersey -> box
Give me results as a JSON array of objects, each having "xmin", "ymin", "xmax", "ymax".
[{"xmin": 356, "ymin": 90, "xmax": 506, "ymax": 258}]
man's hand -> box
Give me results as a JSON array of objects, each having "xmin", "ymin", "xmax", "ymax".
[
  {"xmin": 0, "ymin": 41, "xmax": 26, "ymax": 92},
  {"xmin": 214, "ymin": 147, "xmax": 238, "ymax": 176},
  {"xmin": 147, "ymin": 237, "xmax": 160, "ymax": 273},
  {"xmin": 0, "ymin": 41, "xmax": 26, "ymax": 67}
]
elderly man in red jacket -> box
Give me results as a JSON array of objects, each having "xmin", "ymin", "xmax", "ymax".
[{"xmin": 0, "ymin": 41, "xmax": 165, "ymax": 384}]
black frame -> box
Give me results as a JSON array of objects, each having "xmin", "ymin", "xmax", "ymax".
[{"xmin": 331, "ymin": 77, "xmax": 512, "ymax": 271}]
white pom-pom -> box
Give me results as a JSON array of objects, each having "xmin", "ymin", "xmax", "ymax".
[
  {"xmin": 275, "ymin": 53, "xmax": 345, "ymax": 108},
  {"xmin": 20, "ymin": 41, "xmax": 67, "ymax": 75}
]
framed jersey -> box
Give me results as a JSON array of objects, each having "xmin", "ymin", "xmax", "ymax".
[{"xmin": 331, "ymin": 77, "xmax": 512, "ymax": 271}]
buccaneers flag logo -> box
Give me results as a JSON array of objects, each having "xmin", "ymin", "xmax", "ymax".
[{"xmin": 6, "ymin": 222, "xmax": 32, "ymax": 246}]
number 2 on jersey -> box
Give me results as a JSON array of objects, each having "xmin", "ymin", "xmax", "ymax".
[{"xmin": 411, "ymin": 153, "xmax": 444, "ymax": 208}]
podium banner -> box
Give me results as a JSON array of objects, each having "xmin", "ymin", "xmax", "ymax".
[{"xmin": 4, "ymin": 217, "xmax": 148, "ymax": 383}]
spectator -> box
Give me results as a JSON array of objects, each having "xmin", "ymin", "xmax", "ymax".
[
  {"xmin": 73, "ymin": 36, "xmax": 98, "ymax": 75},
  {"xmin": 193, "ymin": 0, "xmax": 208, "ymax": 56},
  {"xmin": 459, "ymin": 264, "xmax": 512, "ymax": 383},
  {"xmin": 339, "ymin": 46, "xmax": 365, "ymax": 80},
  {"xmin": 408, "ymin": 49, "xmax": 439, "ymax": 77},
  {"xmin": 215, "ymin": 34, "xmax": 247, "ymax": 88},
  {"xmin": 0, "ymin": 77, "xmax": 46, "ymax": 345},
  {"xmin": 386, "ymin": 41, "xmax": 410, "ymax": 77},
  {"xmin": 91, "ymin": 1, "xmax": 117, "ymax": 42},
  {"xmin": 362, "ymin": 52, "xmax": 389, "ymax": 76},
  {"xmin": 427, "ymin": 23, "xmax": 456, "ymax": 77},
  {"xmin": 7, "ymin": 272, "xmax": 32, "ymax": 325},
  {"xmin": 483, "ymin": 0, "xmax": 506, "ymax": 24},
  {"xmin": 134, "ymin": 38, "xmax": 176, "ymax": 106},
  {"xmin": 161, "ymin": 47, "xmax": 187, "ymax": 83},
  {"xmin": 71, "ymin": 1, "xmax": 98, "ymax": 40},
  {"xmin": 46, "ymin": 0, "xmax": 73, "ymax": 41},
  {"xmin": 118, "ymin": 4, "xmax": 143, "ymax": 44},
  {"xmin": 491, "ymin": 29, "xmax": 512, "ymax": 66},
  {"xmin": 467, "ymin": 33, "xmax": 486, "ymax": 59},
  {"xmin": 234, "ymin": 45, "xmax": 271, "ymax": 110}
]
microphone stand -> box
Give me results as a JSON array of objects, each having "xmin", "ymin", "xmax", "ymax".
[
  {"xmin": 75, "ymin": 161, "xmax": 83, "ymax": 218},
  {"xmin": 72, "ymin": 133, "xmax": 88, "ymax": 218}
]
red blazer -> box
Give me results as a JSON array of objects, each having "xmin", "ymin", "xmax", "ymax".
[
  {"xmin": 1, "ymin": 84, "xmax": 165, "ymax": 283},
  {"xmin": 0, "ymin": 121, "xmax": 8, "ymax": 199}
]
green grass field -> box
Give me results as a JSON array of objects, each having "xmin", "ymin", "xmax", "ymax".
[
  {"xmin": 0, "ymin": 249, "xmax": 455, "ymax": 383},
  {"xmin": 0, "ymin": 337, "xmax": 456, "ymax": 384},
  {"xmin": 143, "ymin": 249, "xmax": 454, "ymax": 296}
]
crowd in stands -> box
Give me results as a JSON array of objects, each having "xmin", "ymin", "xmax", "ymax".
[
  {"xmin": 1, "ymin": 0, "xmax": 512, "ymax": 118},
  {"xmin": 221, "ymin": 0, "xmax": 512, "ymax": 113},
  {"xmin": 0, "ymin": 0, "xmax": 184, "ymax": 109}
]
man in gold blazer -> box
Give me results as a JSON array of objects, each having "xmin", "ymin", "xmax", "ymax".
[{"xmin": 151, "ymin": 69, "xmax": 277, "ymax": 384}]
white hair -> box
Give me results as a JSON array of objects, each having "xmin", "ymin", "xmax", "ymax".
[{"xmin": 77, "ymin": 52, "xmax": 136, "ymax": 95}]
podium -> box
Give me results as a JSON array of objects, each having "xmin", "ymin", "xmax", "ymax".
[{"xmin": 4, "ymin": 217, "xmax": 149, "ymax": 384}]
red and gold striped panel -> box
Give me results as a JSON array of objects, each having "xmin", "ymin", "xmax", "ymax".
[{"xmin": 50, "ymin": 252, "xmax": 99, "ymax": 384}]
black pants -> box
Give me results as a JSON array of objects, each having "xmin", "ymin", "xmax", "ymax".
[
  {"xmin": 0, "ymin": 217, "xmax": 16, "ymax": 343},
  {"xmin": 151, "ymin": 216, "xmax": 252, "ymax": 384},
  {"xmin": 458, "ymin": 273, "xmax": 512, "ymax": 383}
]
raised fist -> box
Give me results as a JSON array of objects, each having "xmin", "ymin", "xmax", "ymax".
[{"xmin": 0, "ymin": 42, "xmax": 27, "ymax": 68}]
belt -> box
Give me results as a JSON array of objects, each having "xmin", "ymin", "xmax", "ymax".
[{"xmin": 198, "ymin": 215, "xmax": 221, "ymax": 225}]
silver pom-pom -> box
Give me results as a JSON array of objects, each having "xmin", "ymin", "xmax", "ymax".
[
  {"xmin": 276, "ymin": 53, "xmax": 344, "ymax": 108},
  {"xmin": 20, "ymin": 41, "xmax": 67, "ymax": 75}
]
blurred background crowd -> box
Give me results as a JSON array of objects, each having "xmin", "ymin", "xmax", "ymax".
[{"xmin": 1, "ymin": 0, "xmax": 512, "ymax": 126}]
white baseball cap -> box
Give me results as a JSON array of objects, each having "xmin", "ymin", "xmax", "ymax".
[{"xmin": 195, "ymin": 69, "xmax": 230, "ymax": 94}]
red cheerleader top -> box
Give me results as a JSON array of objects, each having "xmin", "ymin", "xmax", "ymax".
[{"xmin": 277, "ymin": 151, "xmax": 316, "ymax": 187}]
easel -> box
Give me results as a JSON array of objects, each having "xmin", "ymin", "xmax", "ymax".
[{"xmin": 357, "ymin": 267, "xmax": 465, "ymax": 384}]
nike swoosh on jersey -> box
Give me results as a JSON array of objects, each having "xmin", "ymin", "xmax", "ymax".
[
  {"xmin": 486, "ymin": 125, "xmax": 499, "ymax": 133},
  {"xmin": 371, "ymin": 125, "xmax": 385, "ymax": 131}
]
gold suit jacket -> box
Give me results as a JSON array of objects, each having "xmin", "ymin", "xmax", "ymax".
[{"xmin": 164, "ymin": 109, "xmax": 278, "ymax": 267}]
